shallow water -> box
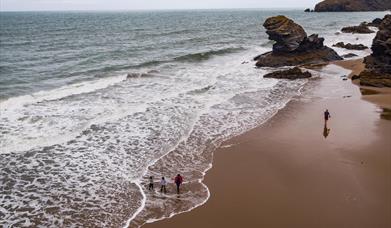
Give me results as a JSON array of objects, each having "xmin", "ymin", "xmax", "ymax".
[{"xmin": 0, "ymin": 10, "xmax": 387, "ymax": 227}]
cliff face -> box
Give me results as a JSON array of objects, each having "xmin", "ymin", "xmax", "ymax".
[
  {"xmin": 359, "ymin": 15, "xmax": 391, "ymax": 87},
  {"xmin": 364, "ymin": 15, "xmax": 391, "ymax": 74},
  {"xmin": 314, "ymin": 0, "xmax": 391, "ymax": 12}
]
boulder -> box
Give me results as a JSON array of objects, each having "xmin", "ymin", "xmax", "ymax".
[
  {"xmin": 341, "ymin": 24, "xmax": 374, "ymax": 34},
  {"xmin": 304, "ymin": 8, "xmax": 311, "ymax": 12},
  {"xmin": 359, "ymin": 15, "xmax": 391, "ymax": 87},
  {"xmin": 332, "ymin": 42, "xmax": 368, "ymax": 50},
  {"xmin": 314, "ymin": 0, "xmax": 391, "ymax": 12},
  {"xmin": 341, "ymin": 53, "xmax": 358, "ymax": 58},
  {"xmin": 264, "ymin": 67, "xmax": 312, "ymax": 79},
  {"xmin": 255, "ymin": 15, "xmax": 342, "ymax": 67},
  {"xmin": 362, "ymin": 18, "xmax": 383, "ymax": 27}
]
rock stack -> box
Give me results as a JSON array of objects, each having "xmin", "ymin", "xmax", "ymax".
[{"xmin": 255, "ymin": 15, "xmax": 342, "ymax": 67}]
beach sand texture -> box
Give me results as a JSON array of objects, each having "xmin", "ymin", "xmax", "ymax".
[{"xmin": 144, "ymin": 60, "xmax": 391, "ymax": 228}]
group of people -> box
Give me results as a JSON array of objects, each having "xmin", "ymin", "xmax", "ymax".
[
  {"xmin": 148, "ymin": 174, "xmax": 184, "ymax": 194},
  {"xmin": 146, "ymin": 111, "xmax": 331, "ymax": 194}
]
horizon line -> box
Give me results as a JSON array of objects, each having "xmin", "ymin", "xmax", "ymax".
[{"xmin": 0, "ymin": 7, "xmax": 308, "ymax": 13}]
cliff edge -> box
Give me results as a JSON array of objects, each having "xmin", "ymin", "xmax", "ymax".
[{"xmin": 314, "ymin": 0, "xmax": 391, "ymax": 12}]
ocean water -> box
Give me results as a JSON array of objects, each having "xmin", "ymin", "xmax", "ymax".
[{"xmin": 0, "ymin": 10, "xmax": 387, "ymax": 227}]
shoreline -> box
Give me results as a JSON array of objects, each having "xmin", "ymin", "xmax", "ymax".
[{"xmin": 143, "ymin": 59, "xmax": 391, "ymax": 227}]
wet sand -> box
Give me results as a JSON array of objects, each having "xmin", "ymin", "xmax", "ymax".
[{"xmin": 144, "ymin": 60, "xmax": 391, "ymax": 228}]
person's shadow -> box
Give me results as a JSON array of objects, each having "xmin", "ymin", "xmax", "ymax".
[{"xmin": 323, "ymin": 123, "xmax": 331, "ymax": 138}]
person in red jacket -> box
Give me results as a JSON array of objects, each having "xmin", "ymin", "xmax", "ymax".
[{"xmin": 174, "ymin": 174, "xmax": 183, "ymax": 194}]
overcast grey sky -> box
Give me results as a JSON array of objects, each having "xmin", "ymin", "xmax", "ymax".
[{"xmin": 1, "ymin": 0, "xmax": 320, "ymax": 11}]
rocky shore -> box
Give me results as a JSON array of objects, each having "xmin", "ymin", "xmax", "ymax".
[
  {"xmin": 256, "ymin": 14, "xmax": 391, "ymax": 86},
  {"xmin": 332, "ymin": 42, "xmax": 368, "ymax": 50}
]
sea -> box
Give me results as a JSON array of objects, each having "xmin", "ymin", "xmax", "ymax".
[{"xmin": 0, "ymin": 9, "xmax": 388, "ymax": 227}]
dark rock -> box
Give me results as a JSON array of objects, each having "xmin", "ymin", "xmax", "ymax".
[
  {"xmin": 263, "ymin": 15, "xmax": 307, "ymax": 53},
  {"xmin": 362, "ymin": 18, "xmax": 383, "ymax": 27},
  {"xmin": 314, "ymin": 0, "xmax": 391, "ymax": 12},
  {"xmin": 342, "ymin": 53, "xmax": 358, "ymax": 58},
  {"xmin": 264, "ymin": 67, "xmax": 312, "ymax": 79},
  {"xmin": 256, "ymin": 48, "xmax": 342, "ymax": 67},
  {"xmin": 255, "ymin": 15, "xmax": 342, "ymax": 67},
  {"xmin": 359, "ymin": 70, "xmax": 391, "ymax": 87},
  {"xmin": 351, "ymin": 75, "xmax": 360, "ymax": 80},
  {"xmin": 253, "ymin": 54, "xmax": 262, "ymax": 61},
  {"xmin": 369, "ymin": 18, "xmax": 383, "ymax": 27},
  {"xmin": 364, "ymin": 15, "xmax": 391, "ymax": 73},
  {"xmin": 341, "ymin": 24, "xmax": 374, "ymax": 34},
  {"xmin": 296, "ymin": 34, "xmax": 326, "ymax": 51},
  {"xmin": 304, "ymin": 8, "xmax": 311, "ymax": 12},
  {"xmin": 332, "ymin": 42, "xmax": 368, "ymax": 50},
  {"xmin": 359, "ymin": 15, "xmax": 391, "ymax": 87}
]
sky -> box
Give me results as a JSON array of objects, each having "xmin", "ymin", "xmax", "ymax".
[{"xmin": 0, "ymin": 0, "xmax": 321, "ymax": 11}]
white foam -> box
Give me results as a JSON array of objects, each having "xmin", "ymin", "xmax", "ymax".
[
  {"xmin": 0, "ymin": 43, "xmax": 311, "ymax": 228},
  {"xmin": 123, "ymin": 181, "xmax": 146, "ymax": 228},
  {"xmin": 0, "ymin": 74, "xmax": 127, "ymax": 110},
  {"xmin": 220, "ymin": 143, "xmax": 237, "ymax": 148}
]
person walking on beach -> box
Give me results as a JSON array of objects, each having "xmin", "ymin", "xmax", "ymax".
[
  {"xmin": 174, "ymin": 174, "xmax": 183, "ymax": 194},
  {"xmin": 160, "ymin": 177, "xmax": 167, "ymax": 194},
  {"xmin": 148, "ymin": 176, "xmax": 154, "ymax": 191},
  {"xmin": 324, "ymin": 109, "xmax": 331, "ymax": 124}
]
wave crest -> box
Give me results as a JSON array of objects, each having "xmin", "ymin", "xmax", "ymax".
[{"xmin": 174, "ymin": 47, "xmax": 245, "ymax": 62}]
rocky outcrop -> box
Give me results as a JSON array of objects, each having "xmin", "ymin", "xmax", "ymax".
[
  {"xmin": 341, "ymin": 24, "xmax": 374, "ymax": 34},
  {"xmin": 341, "ymin": 53, "xmax": 358, "ymax": 58},
  {"xmin": 362, "ymin": 18, "xmax": 383, "ymax": 27},
  {"xmin": 305, "ymin": 8, "xmax": 311, "ymax": 12},
  {"xmin": 332, "ymin": 42, "xmax": 368, "ymax": 50},
  {"xmin": 264, "ymin": 67, "xmax": 312, "ymax": 79},
  {"xmin": 314, "ymin": 0, "xmax": 391, "ymax": 12},
  {"xmin": 359, "ymin": 15, "xmax": 391, "ymax": 87},
  {"xmin": 358, "ymin": 70, "xmax": 391, "ymax": 87},
  {"xmin": 255, "ymin": 16, "xmax": 342, "ymax": 67}
]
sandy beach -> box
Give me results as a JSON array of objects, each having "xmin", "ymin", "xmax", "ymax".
[{"xmin": 144, "ymin": 59, "xmax": 391, "ymax": 228}]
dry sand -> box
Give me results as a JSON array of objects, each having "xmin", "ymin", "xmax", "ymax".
[{"xmin": 144, "ymin": 60, "xmax": 391, "ymax": 228}]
